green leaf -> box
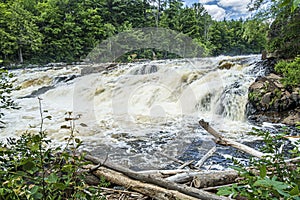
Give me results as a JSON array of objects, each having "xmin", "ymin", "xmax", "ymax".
[
  {"xmin": 32, "ymin": 192, "xmax": 43, "ymax": 199},
  {"xmin": 292, "ymin": 0, "xmax": 300, "ymax": 11},
  {"xmin": 290, "ymin": 185, "xmax": 300, "ymax": 196},
  {"xmin": 230, "ymin": 165, "xmax": 246, "ymax": 173},
  {"xmin": 46, "ymin": 173, "xmax": 58, "ymax": 184},
  {"xmin": 30, "ymin": 185, "xmax": 39, "ymax": 194},
  {"xmin": 22, "ymin": 160, "xmax": 35, "ymax": 171},
  {"xmin": 254, "ymin": 178, "xmax": 290, "ymax": 191},
  {"xmin": 259, "ymin": 165, "xmax": 267, "ymax": 178},
  {"xmin": 53, "ymin": 183, "xmax": 67, "ymax": 190},
  {"xmin": 217, "ymin": 186, "xmax": 234, "ymax": 196}
]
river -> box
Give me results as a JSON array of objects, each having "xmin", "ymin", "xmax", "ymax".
[{"xmin": 1, "ymin": 55, "xmax": 273, "ymax": 170}]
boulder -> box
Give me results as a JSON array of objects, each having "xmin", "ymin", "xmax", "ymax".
[
  {"xmin": 218, "ymin": 61, "xmax": 234, "ymax": 70},
  {"xmin": 247, "ymin": 73, "xmax": 300, "ymax": 126},
  {"xmin": 282, "ymin": 109, "xmax": 300, "ymax": 125}
]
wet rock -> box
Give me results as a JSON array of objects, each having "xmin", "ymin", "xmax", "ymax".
[
  {"xmin": 261, "ymin": 92, "xmax": 272, "ymax": 107},
  {"xmin": 20, "ymin": 86, "xmax": 55, "ymax": 98},
  {"xmin": 81, "ymin": 63, "xmax": 117, "ymax": 75},
  {"xmin": 282, "ymin": 109, "xmax": 300, "ymax": 125},
  {"xmin": 21, "ymin": 76, "xmax": 52, "ymax": 89},
  {"xmin": 218, "ymin": 61, "xmax": 234, "ymax": 70},
  {"xmin": 247, "ymin": 73, "xmax": 300, "ymax": 126}
]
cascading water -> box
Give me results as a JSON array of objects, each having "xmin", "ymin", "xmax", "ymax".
[{"xmin": 1, "ymin": 55, "xmax": 266, "ymax": 169}]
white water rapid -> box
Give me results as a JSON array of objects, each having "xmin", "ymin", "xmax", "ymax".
[{"xmin": 2, "ymin": 55, "xmax": 266, "ymax": 169}]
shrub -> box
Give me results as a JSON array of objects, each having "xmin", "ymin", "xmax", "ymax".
[
  {"xmin": 0, "ymin": 68, "xmax": 19, "ymax": 124},
  {"xmin": 0, "ymin": 100, "xmax": 107, "ymax": 199},
  {"xmin": 275, "ymin": 56, "xmax": 300, "ymax": 87},
  {"xmin": 217, "ymin": 128, "xmax": 300, "ymax": 199}
]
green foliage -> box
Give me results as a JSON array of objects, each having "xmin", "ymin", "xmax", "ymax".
[
  {"xmin": 0, "ymin": 0, "xmax": 270, "ymax": 64},
  {"xmin": 217, "ymin": 128, "xmax": 300, "ymax": 199},
  {"xmin": 249, "ymin": 0, "xmax": 300, "ymax": 59},
  {"xmin": 275, "ymin": 56, "xmax": 300, "ymax": 87},
  {"xmin": 0, "ymin": 101, "xmax": 108, "ymax": 199},
  {"xmin": 0, "ymin": 69, "xmax": 19, "ymax": 124},
  {"xmin": 208, "ymin": 19, "xmax": 267, "ymax": 56}
]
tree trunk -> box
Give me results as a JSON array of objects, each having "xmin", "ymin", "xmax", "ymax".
[{"xmin": 19, "ymin": 47, "xmax": 23, "ymax": 63}]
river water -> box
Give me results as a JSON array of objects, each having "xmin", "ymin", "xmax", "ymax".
[{"xmin": 1, "ymin": 55, "xmax": 271, "ymax": 170}]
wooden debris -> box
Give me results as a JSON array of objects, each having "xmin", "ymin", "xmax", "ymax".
[
  {"xmin": 199, "ymin": 119, "xmax": 266, "ymax": 158},
  {"xmin": 178, "ymin": 160, "xmax": 195, "ymax": 169},
  {"xmin": 165, "ymin": 170, "xmax": 238, "ymax": 187},
  {"xmin": 91, "ymin": 165, "xmax": 199, "ymax": 200},
  {"xmin": 195, "ymin": 146, "xmax": 216, "ymax": 168},
  {"xmin": 84, "ymin": 155, "xmax": 228, "ymax": 200}
]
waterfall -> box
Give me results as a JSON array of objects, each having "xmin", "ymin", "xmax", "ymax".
[{"xmin": 1, "ymin": 55, "xmax": 265, "ymax": 169}]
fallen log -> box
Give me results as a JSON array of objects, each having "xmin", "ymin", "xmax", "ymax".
[
  {"xmin": 195, "ymin": 146, "xmax": 216, "ymax": 168},
  {"xmin": 90, "ymin": 165, "xmax": 199, "ymax": 200},
  {"xmin": 136, "ymin": 169, "xmax": 193, "ymax": 176},
  {"xmin": 165, "ymin": 170, "xmax": 239, "ymax": 188},
  {"xmin": 178, "ymin": 160, "xmax": 195, "ymax": 169},
  {"xmin": 85, "ymin": 155, "xmax": 227, "ymax": 200},
  {"xmin": 199, "ymin": 119, "xmax": 266, "ymax": 158}
]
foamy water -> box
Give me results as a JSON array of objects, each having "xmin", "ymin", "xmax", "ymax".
[{"xmin": 1, "ymin": 55, "xmax": 265, "ymax": 169}]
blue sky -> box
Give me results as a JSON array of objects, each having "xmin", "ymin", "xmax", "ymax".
[{"xmin": 183, "ymin": 0, "xmax": 253, "ymax": 20}]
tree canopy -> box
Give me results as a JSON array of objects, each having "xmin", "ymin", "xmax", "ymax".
[{"xmin": 1, "ymin": 0, "xmax": 293, "ymax": 64}]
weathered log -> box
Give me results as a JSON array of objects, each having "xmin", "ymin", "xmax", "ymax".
[
  {"xmin": 91, "ymin": 165, "xmax": 199, "ymax": 200},
  {"xmin": 178, "ymin": 160, "xmax": 195, "ymax": 169},
  {"xmin": 136, "ymin": 169, "xmax": 194, "ymax": 176},
  {"xmin": 195, "ymin": 146, "xmax": 216, "ymax": 168},
  {"xmin": 199, "ymin": 119, "xmax": 266, "ymax": 158},
  {"xmin": 85, "ymin": 155, "xmax": 227, "ymax": 200},
  {"xmin": 166, "ymin": 170, "xmax": 238, "ymax": 188},
  {"xmin": 203, "ymin": 183, "xmax": 235, "ymax": 191}
]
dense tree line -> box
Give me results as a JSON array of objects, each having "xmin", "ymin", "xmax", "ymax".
[
  {"xmin": 0, "ymin": 0, "xmax": 276, "ymax": 64},
  {"xmin": 249, "ymin": 0, "xmax": 300, "ymax": 59}
]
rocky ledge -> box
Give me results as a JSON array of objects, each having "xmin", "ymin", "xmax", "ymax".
[{"xmin": 247, "ymin": 72, "xmax": 300, "ymax": 126}]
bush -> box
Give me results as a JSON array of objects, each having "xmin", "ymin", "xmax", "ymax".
[
  {"xmin": 0, "ymin": 103, "xmax": 108, "ymax": 199},
  {"xmin": 217, "ymin": 128, "xmax": 300, "ymax": 199},
  {"xmin": 0, "ymin": 68, "xmax": 19, "ymax": 124},
  {"xmin": 275, "ymin": 56, "xmax": 300, "ymax": 87}
]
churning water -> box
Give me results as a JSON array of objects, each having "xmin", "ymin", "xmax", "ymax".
[{"xmin": 2, "ymin": 55, "xmax": 267, "ymax": 169}]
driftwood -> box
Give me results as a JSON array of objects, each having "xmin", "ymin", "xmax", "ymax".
[
  {"xmin": 195, "ymin": 146, "xmax": 216, "ymax": 168},
  {"xmin": 85, "ymin": 155, "xmax": 227, "ymax": 200},
  {"xmin": 90, "ymin": 165, "xmax": 199, "ymax": 200},
  {"xmin": 178, "ymin": 160, "xmax": 195, "ymax": 169},
  {"xmin": 199, "ymin": 119, "xmax": 266, "ymax": 158},
  {"xmin": 136, "ymin": 169, "xmax": 193, "ymax": 176},
  {"xmin": 166, "ymin": 170, "xmax": 239, "ymax": 187}
]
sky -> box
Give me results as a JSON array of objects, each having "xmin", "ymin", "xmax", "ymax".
[{"xmin": 184, "ymin": 0, "xmax": 254, "ymax": 21}]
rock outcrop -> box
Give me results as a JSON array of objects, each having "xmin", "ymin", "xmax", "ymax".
[{"xmin": 247, "ymin": 73, "xmax": 300, "ymax": 125}]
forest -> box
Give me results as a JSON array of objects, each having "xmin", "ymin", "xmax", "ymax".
[{"xmin": 0, "ymin": 0, "xmax": 280, "ymax": 64}]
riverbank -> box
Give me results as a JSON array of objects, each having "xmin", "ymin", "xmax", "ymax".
[{"xmin": 246, "ymin": 58, "xmax": 300, "ymax": 126}]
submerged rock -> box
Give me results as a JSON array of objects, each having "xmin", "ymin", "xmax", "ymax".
[{"xmin": 218, "ymin": 61, "xmax": 234, "ymax": 69}]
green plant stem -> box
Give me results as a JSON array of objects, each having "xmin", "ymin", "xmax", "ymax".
[{"xmin": 38, "ymin": 97, "xmax": 46, "ymax": 200}]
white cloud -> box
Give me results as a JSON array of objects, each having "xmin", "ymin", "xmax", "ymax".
[
  {"xmin": 203, "ymin": 4, "xmax": 226, "ymax": 21},
  {"xmin": 218, "ymin": 0, "xmax": 251, "ymax": 14},
  {"xmin": 199, "ymin": 0, "xmax": 215, "ymax": 3}
]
